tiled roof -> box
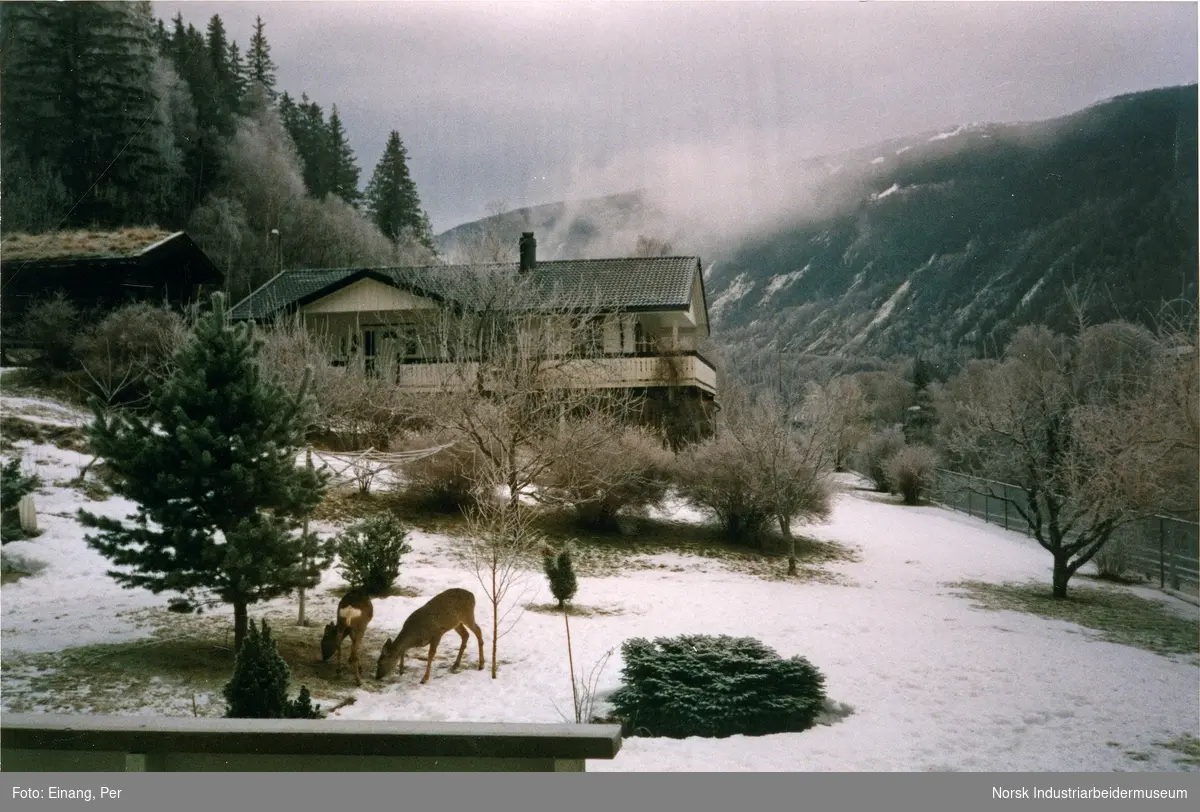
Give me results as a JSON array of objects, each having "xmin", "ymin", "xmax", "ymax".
[{"xmin": 228, "ymin": 257, "xmax": 702, "ymax": 322}]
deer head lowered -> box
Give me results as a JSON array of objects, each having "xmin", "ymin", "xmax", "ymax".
[
  {"xmin": 321, "ymin": 587, "xmax": 375, "ymax": 686},
  {"xmin": 375, "ymin": 588, "xmax": 485, "ymax": 684}
]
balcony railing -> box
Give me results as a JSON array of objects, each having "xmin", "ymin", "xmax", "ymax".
[
  {"xmin": 386, "ymin": 353, "xmax": 716, "ymax": 394},
  {"xmin": 0, "ymin": 714, "xmax": 623, "ymax": 772}
]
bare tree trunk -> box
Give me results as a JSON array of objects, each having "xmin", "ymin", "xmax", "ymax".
[
  {"xmin": 780, "ymin": 514, "xmax": 797, "ymax": 576},
  {"xmin": 1051, "ymin": 555, "xmax": 1070, "ymax": 599},
  {"xmin": 234, "ymin": 600, "xmax": 249, "ymax": 653},
  {"xmin": 297, "ymin": 446, "xmax": 313, "ymax": 626},
  {"xmin": 564, "ymin": 606, "xmax": 581, "ymax": 722},
  {"xmin": 490, "ymin": 563, "xmax": 499, "ymax": 679}
]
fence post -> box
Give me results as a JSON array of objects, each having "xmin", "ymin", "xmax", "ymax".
[
  {"xmin": 1004, "ymin": 499, "xmax": 1008, "ymax": 531},
  {"xmin": 1159, "ymin": 516, "xmax": 1165, "ymax": 590},
  {"xmin": 968, "ymin": 490, "xmax": 973, "ymax": 519}
]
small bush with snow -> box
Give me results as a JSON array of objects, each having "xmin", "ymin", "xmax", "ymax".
[
  {"xmin": 608, "ymin": 634, "xmax": 827, "ymax": 739},
  {"xmin": 335, "ymin": 514, "xmax": 412, "ymax": 595},
  {"xmin": 855, "ymin": 427, "xmax": 906, "ymax": 492},
  {"xmin": 883, "ymin": 443, "xmax": 939, "ymax": 505}
]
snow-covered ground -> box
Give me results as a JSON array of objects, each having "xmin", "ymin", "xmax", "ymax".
[{"xmin": 2, "ymin": 388, "xmax": 1197, "ymax": 772}]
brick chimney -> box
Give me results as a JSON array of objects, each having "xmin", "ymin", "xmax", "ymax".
[{"xmin": 519, "ymin": 232, "xmax": 536, "ymax": 273}]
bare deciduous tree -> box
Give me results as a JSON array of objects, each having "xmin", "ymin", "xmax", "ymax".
[
  {"xmin": 256, "ymin": 314, "xmax": 415, "ymax": 450},
  {"xmin": 413, "ymin": 266, "xmax": 646, "ymax": 674},
  {"xmin": 944, "ymin": 322, "xmax": 1186, "ymax": 598},
  {"xmin": 801, "ymin": 375, "xmax": 870, "ymax": 472}
]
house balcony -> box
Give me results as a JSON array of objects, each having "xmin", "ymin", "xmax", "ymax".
[{"xmin": 382, "ymin": 352, "xmax": 717, "ymax": 396}]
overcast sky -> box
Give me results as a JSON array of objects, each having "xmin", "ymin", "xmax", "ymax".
[{"xmin": 154, "ymin": 1, "xmax": 1197, "ymax": 233}]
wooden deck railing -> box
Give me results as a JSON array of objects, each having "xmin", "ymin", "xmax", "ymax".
[{"xmin": 0, "ymin": 714, "xmax": 623, "ymax": 773}]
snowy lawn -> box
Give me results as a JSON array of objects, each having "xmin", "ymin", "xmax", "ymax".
[{"xmin": 2, "ymin": 391, "xmax": 1197, "ymax": 772}]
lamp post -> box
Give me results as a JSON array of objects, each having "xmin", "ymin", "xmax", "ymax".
[{"xmin": 270, "ymin": 228, "xmax": 282, "ymax": 275}]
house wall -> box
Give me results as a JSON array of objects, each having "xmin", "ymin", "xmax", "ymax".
[{"xmin": 304, "ymin": 278, "xmax": 438, "ymax": 314}]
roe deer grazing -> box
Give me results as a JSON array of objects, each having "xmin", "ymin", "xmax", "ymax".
[
  {"xmin": 321, "ymin": 588, "xmax": 374, "ymax": 685},
  {"xmin": 375, "ymin": 588, "xmax": 485, "ymax": 684}
]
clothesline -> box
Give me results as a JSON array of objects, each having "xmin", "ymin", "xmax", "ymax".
[{"xmin": 301, "ymin": 442, "xmax": 455, "ymax": 483}]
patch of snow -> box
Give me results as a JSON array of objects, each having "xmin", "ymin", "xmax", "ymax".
[
  {"xmin": 761, "ymin": 266, "xmax": 811, "ymax": 302},
  {"xmin": 929, "ymin": 124, "xmax": 966, "ymax": 142},
  {"xmin": 895, "ymin": 146, "xmax": 913, "ymax": 155},
  {"xmin": 862, "ymin": 280, "xmax": 911, "ymax": 334},
  {"xmin": 1019, "ymin": 277, "xmax": 1047, "ymax": 310},
  {"xmin": 2, "ymin": 396, "xmax": 1197, "ymax": 772},
  {"xmin": 709, "ymin": 273, "xmax": 753, "ymax": 318},
  {"xmin": 869, "ymin": 156, "xmax": 886, "ymax": 165},
  {"xmin": 871, "ymin": 183, "xmax": 901, "ymax": 202},
  {"xmin": 0, "ymin": 396, "xmax": 91, "ymax": 428}
]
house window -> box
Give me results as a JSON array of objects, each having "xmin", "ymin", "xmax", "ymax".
[
  {"xmin": 634, "ymin": 321, "xmax": 655, "ymax": 355},
  {"xmin": 573, "ymin": 317, "xmax": 603, "ymax": 357}
]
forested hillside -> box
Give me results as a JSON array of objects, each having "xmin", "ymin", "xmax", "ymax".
[{"xmin": 0, "ymin": 1, "xmax": 436, "ymax": 298}]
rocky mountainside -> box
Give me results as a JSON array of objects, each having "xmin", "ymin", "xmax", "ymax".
[{"xmin": 437, "ymin": 85, "xmax": 1197, "ymax": 369}]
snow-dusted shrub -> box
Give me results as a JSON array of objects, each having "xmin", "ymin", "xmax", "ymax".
[
  {"xmin": 72, "ymin": 302, "xmax": 188, "ymax": 406},
  {"xmin": 1093, "ymin": 533, "xmax": 1135, "ymax": 580},
  {"xmin": 854, "ymin": 427, "xmax": 906, "ymax": 492},
  {"xmin": 335, "ymin": 515, "xmax": 412, "ymax": 596},
  {"xmin": 883, "ymin": 443, "xmax": 939, "ymax": 505},
  {"xmin": 608, "ymin": 634, "xmax": 827, "ymax": 739},
  {"xmin": 538, "ymin": 424, "xmax": 673, "ymax": 532}
]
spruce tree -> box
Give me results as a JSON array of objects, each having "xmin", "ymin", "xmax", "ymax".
[
  {"xmin": 1, "ymin": 1, "xmax": 176, "ymax": 227},
  {"xmin": 365, "ymin": 130, "xmax": 436, "ymax": 253},
  {"xmin": 226, "ymin": 40, "xmax": 249, "ymax": 113},
  {"xmin": 79, "ymin": 294, "xmax": 328, "ymax": 652},
  {"xmin": 327, "ymin": 105, "xmax": 362, "ymax": 208},
  {"xmin": 248, "ymin": 15, "xmax": 277, "ymax": 100}
]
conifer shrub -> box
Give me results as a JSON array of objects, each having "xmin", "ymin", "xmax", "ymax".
[
  {"xmin": 608, "ymin": 634, "xmax": 827, "ymax": 739},
  {"xmin": 223, "ymin": 619, "xmax": 322, "ymax": 719},
  {"xmin": 335, "ymin": 515, "xmax": 412, "ymax": 596},
  {"xmin": 542, "ymin": 543, "xmax": 578, "ymax": 607}
]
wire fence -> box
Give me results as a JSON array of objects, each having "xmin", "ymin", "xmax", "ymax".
[{"xmin": 931, "ymin": 469, "xmax": 1199, "ymax": 597}]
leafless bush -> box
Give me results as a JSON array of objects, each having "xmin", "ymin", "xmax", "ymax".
[
  {"xmin": 675, "ymin": 391, "xmax": 832, "ymax": 551},
  {"xmin": 854, "ymin": 427, "xmax": 906, "ymax": 492},
  {"xmin": 537, "ymin": 419, "xmax": 673, "ymax": 532},
  {"xmin": 883, "ymin": 444, "xmax": 939, "ymax": 505},
  {"xmin": 395, "ymin": 429, "xmax": 485, "ymax": 513},
  {"xmin": 256, "ymin": 316, "xmax": 414, "ymax": 449},
  {"xmin": 71, "ymin": 302, "xmax": 188, "ymax": 408},
  {"xmin": 1092, "ymin": 533, "xmax": 1135, "ymax": 580}
]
